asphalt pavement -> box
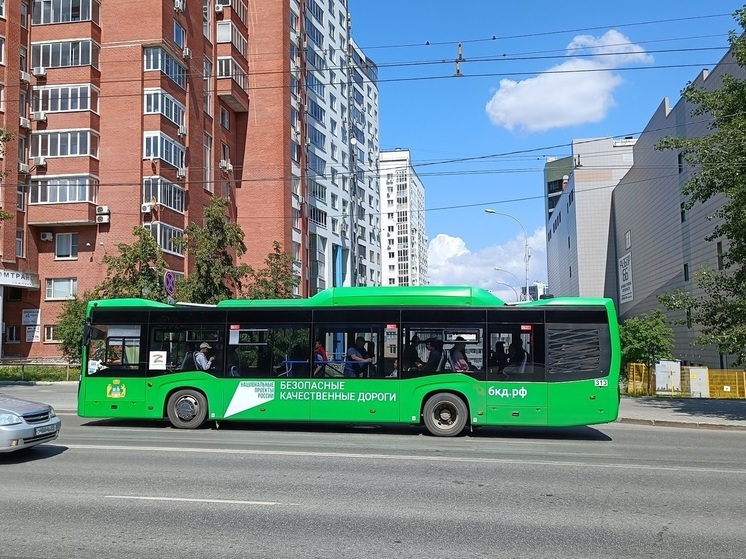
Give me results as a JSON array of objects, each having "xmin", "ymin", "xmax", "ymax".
[{"xmin": 2, "ymin": 381, "xmax": 746, "ymax": 430}]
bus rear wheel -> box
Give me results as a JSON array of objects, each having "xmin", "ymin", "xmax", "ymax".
[
  {"xmin": 167, "ymin": 389, "xmax": 207, "ymax": 429},
  {"xmin": 423, "ymin": 393, "xmax": 468, "ymax": 437}
]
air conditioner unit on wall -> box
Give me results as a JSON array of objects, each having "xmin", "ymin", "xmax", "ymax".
[
  {"xmin": 141, "ymin": 202, "xmax": 153, "ymax": 214},
  {"xmin": 96, "ymin": 214, "xmax": 110, "ymax": 224},
  {"xmin": 174, "ymin": 0, "xmax": 185, "ymax": 12},
  {"xmin": 20, "ymin": 70, "xmax": 31, "ymax": 84},
  {"xmin": 40, "ymin": 232, "xmax": 53, "ymax": 242},
  {"xmin": 178, "ymin": 124, "xmax": 187, "ymax": 137},
  {"xmin": 32, "ymin": 111, "xmax": 47, "ymax": 122},
  {"xmin": 177, "ymin": 167, "xmax": 186, "ymax": 179},
  {"xmin": 18, "ymin": 162, "xmax": 30, "ymax": 174},
  {"xmin": 215, "ymin": 3, "xmax": 224, "ymax": 13},
  {"xmin": 182, "ymin": 48, "xmax": 192, "ymax": 60},
  {"xmin": 32, "ymin": 156, "xmax": 47, "ymax": 167},
  {"xmin": 33, "ymin": 66, "xmax": 46, "ymax": 78},
  {"xmin": 95, "ymin": 205, "xmax": 110, "ymax": 215},
  {"xmin": 19, "ymin": 116, "xmax": 31, "ymax": 129}
]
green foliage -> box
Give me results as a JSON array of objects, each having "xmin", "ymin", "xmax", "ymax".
[
  {"xmin": 619, "ymin": 309, "xmax": 674, "ymax": 373},
  {"xmin": 0, "ymin": 128, "xmax": 13, "ymax": 222},
  {"xmin": 55, "ymin": 294, "xmax": 91, "ymax": 362},
  {"xmin": 246, "ymin": 241, "xmax": 299, "ymax": 299},
  {"xmin": 0, "ymin": 365, "xmax": 74, "ymax": 382},
  {"xmin": 655, "ymin": 9, "xmax": 746, "ymax": 364},
  {"xmin": 97, "ymin": 226, "xmax": 168, "ymax": 301},
  {"xmin": 175, "ymin": 197, "xmax": 250, "ymax": 304}
]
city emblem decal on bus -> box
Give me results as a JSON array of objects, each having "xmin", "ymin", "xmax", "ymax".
[
  {"xmin": 106, "ymin": 379, "xmax": 127, "ymax": 399},
  {"xmin": 225, "ymin": 381, "xmax": 275, "ymax": 417}
]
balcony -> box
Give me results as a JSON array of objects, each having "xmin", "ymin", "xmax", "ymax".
[
  {"xmin": 27, "ymin": 203, "xmax": 99, "ymax": 226},
  {"xmin": 216, "ymin": 77, "xmax": 248, "ymax": 112}
]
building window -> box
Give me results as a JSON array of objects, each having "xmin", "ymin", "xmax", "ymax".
[
  {"xmin": 55, "ymin": 232, "xmax": 78, "ymax": 259},
  {"xmin": 220, "ymin": 107, "xmax": 229, "ymax": 129},
  {"xmin": 216, "ymin": 21, "xmax": 247, "ymax": 57},
  {"xmin": 30, "ymin": 176, "xmax": 98, "ymax": 204},
  {"xmin": 683, "ymin": 263, "xmax": 689, "ymax": 282},
  {"xmin": 33, "ymin": 84, "xmax": 99, "ymax": 113},
  {"xmin": 32, "ymin": 0, "xmax": 101, "ymax": 25},
  {"xmin": 21, "ymin": 2, "xmax": 28, "ymax": 27},
  {"xmin": 202, "ymin": 0, "xmax": 210, "ymax": 38},
  {"xmin": 144, "ymin": 88, "xmax": 184, "ymax": 125},
  {"xmin": 717, "ymin": 241, "xmax": 724, "ymax": 271},
  {"xmin": 173, "ymin": 21, "xmax": 186, "ymax": 49},
  {"xmin": 6, "ymin": 325, "xmax": 20, "ymax": 344},
  {"xmin": 144, "ymin": 222, "xmax": 184, "ymax": 256},
  {"xmin": 0, "ymin": 0, "xmax": 4, "ymax": 18},
  {"xmin": 44, "ymin": 325, "xmax": 61, "ymax": 343},
  {"xmin": 16, "ymin": 229, "xmax": 24, "ymax": 258},
  {"xmin": 17, "ymin": 184, "xmax": 25, "ymax": 211},
  {"xmin": 203, "ymin": 57, "xmax": 212, "ymax": 115},
  {"xmin": 624, "ymin": 230, "xmax": 631, "ymax": 250},
  {"xmin": 143, "ymin": 132, "xmax": 185, "ymax": 168},
  {"xmin": 31, "ymin": 39, "xmax": 100, "ymax": 69},
  {"xmin": 216, "ymin": 57, "xmax": 247, "ymax": 90},
  {"xmin": 144, "ymin": 47, "xmax": 186, "ymax": 89},
  {"xmin": 203, "ymin": 133, "xmax": 213, "ymax": 192},
  {"xmin": 0, "ymin": 37, "xmax": 5, "ymax": 65},
  {"xmin": 677, "ymin": 152, "xmax": 684, "ymax": 174},
  {"xmin": 144, "ymin": 177, "xmax": 185, "ymax": 213},
  {"xmin": 31, "ymin": 130, "xmax": 99, "ymax": 158},
  {"xmin": 46, "ymin": 278, "xmax": 78, "ymax": 300},
  {"xmin": 680, "ymin": 202, "xmax": 686, "ymax": 223}
]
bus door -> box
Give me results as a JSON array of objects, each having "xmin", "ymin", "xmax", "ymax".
[
  {"xmin": 83, "ymin": 324, "xmax": 148, "ymax": 418},
  {"xmin": 485, "ymin": 320, "xmax": 548, "ymax": 426},
  {"xmin": 223, "ymin": 321, "xmax": 312, "ymax": 422},
  {"xmin": 309, "ymin": 311, "xmax": 401, "ymax": 424}
]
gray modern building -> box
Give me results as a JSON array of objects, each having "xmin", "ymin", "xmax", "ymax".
[
  {"xmin": 611, "ymin": 50, "xmax": 740, "ymax": 368},
  {"xmin": 545, "ymin": 137, "xmax": 636, "ymax": 298}
]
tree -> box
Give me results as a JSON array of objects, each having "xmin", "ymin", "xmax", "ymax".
[
  {"xmin": 619, "ymin": 310, "xmax": 674, "ymax": 395},
  {"xmin": 55, "ymin": 294, "xmax": 92, "ymax": 362},
  {"xmin": 175, "ymin": 197, "xmax": 250, "ymax": 304},
  {"xmin": 55, "ymin": 226, "xmax": 168, "ymax": 361},
  {"xmin": 0, "ymin": 129, "xmax": 14, "ymax": 222},
  {"xmin": 246, "ymin": 241, "xmax": 299, "ymax": 299},
  {"xmin": 655, "ymin": 8, "xmax": 746, "ymax": 364},
  {"xmin": 97, "ymin": 226, "xmax": 169, "ymax": 301}
]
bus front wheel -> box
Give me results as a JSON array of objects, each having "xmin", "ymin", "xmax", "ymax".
[
  {"xmin": 423, "ymin": 393, "xmax": 468, "ymax": 437},
  {"xmin": 167, "ymin": 389, "xmax": 207, "ymax": 429}
]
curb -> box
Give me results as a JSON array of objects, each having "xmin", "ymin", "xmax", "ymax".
[
  {"xmin": 0, "ymin": 381, "xmax": 78, "ymax": 386},
  {"xmin": 617, "ymin": 418, "xmax": 746, "ymax": 431}
]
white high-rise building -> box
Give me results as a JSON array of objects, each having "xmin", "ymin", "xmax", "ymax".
[{"xmin": 379, "ymin": 149, "xmax": 428, "ymax": 286}]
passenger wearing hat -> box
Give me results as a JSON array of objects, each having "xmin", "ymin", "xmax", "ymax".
[{"xmin": 194, "ymin": 342, "xmax": 215, "ymax": 371}]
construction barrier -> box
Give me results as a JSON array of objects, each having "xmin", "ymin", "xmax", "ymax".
[{"xmin": 626, "ymin": 363, "xmax": 746, "ymax": 399}]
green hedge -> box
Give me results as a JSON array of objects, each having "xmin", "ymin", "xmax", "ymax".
[{"xmin": 0, "ymin": 365, "xmax": 77, "ymax": 382}]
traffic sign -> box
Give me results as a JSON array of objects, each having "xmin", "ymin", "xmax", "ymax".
[{"xmin": 164, "ymin": 270, "xmax": 176, "ymax": 296}]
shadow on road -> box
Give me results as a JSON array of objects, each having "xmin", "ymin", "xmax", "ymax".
[{"xmin": 0, "ymin": 444, "xmax": 67, "ymax": 464}]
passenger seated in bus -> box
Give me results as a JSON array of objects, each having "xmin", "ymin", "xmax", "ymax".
[
  {"xmin": 194, "ymin": 342, "xmax": 216, "ymax": 371},
  {"xmin": 402, "ymin": 335, "xmax": 423, "ymax": 370},
  {"xmin": 450, "ymin": 337, "xmax": 477, "ymax": 372},
  {"xmin": 344, "ymin": 336, "xmax": 373, "ymax": 377},
  {"xmin": 489, "ymin": 341, "xmax": 508, "ymax": 367},
  {"xmin": 386, "ymin": 359, "xmax": 399, "ymax": 378},
  {"xmin": 504, "ymin": 339, "xmax": 528, "ymax": 374},
  {"xmin": 419, "ymin": 338, "xmax": 443, "ymax": 372},
  {"xmin": 313, "ymin": 339, "xmax": 329, "ymax": 378}
]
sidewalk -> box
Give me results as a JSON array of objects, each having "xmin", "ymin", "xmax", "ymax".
[{"xmin": 2, "ymin": 382, "xmax": 746, "ymax": 430}]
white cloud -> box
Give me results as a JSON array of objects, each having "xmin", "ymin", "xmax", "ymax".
[
  {"xmin": 427, "ymin": 228, "xmax": 547, "ymax": 302},
  {"xmin": 485, "ymin": 30, "xmax": 653, "ymax": 133}
]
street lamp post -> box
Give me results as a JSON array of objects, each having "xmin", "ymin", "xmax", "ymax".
[
  {"xmin": 485, "ymin": 209, "xmax": 531, "ymax": 301},
  {"xmin": 495, "ymin": 281, "xmax": 520, "ymax": 302}
]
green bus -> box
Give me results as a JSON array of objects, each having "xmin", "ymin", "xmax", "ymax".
[{"xmin": 78, "ymin": 286, "xmax": 620, "ymax": 436}]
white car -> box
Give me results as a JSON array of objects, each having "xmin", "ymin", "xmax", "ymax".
[{"xmin": 0, "ymin": 393, "xmax": 61, "ymax": 453}]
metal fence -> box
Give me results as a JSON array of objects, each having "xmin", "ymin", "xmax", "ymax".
[{"xmin": 626, "ymin": 363, "xmax": 746, "ymax": 399}]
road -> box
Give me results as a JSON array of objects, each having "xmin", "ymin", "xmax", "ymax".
[{"xmin": 2, "ymin": 415, "xmax": 745, "ymax": 558}]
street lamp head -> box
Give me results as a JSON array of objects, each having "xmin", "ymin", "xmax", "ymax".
[{"xmin": 484, "ymin": 208, "xmax": 496, "ymax": 214}]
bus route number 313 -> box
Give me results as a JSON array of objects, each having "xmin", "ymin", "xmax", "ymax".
[{"xmin": 594, "ymin": 379, "xmax": 609, "ymax": 387}]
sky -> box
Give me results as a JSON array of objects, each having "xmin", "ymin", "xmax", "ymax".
[{"xmin": 348, "ymin": 0, "xmax": 742, "ymax": 301}]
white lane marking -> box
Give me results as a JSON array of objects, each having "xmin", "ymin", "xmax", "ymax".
[
  {"xmin": 106, "ymin": 495, "xmax": 286, "ymax": 506},
  {"xmin": 65, "ymin": 444, "xmax": 746, "ymax": 475}
]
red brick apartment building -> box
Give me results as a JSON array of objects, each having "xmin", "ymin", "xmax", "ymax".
[{"xmin": 0, "ymin": 0, "xmax": 381, "ymax": 360}]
